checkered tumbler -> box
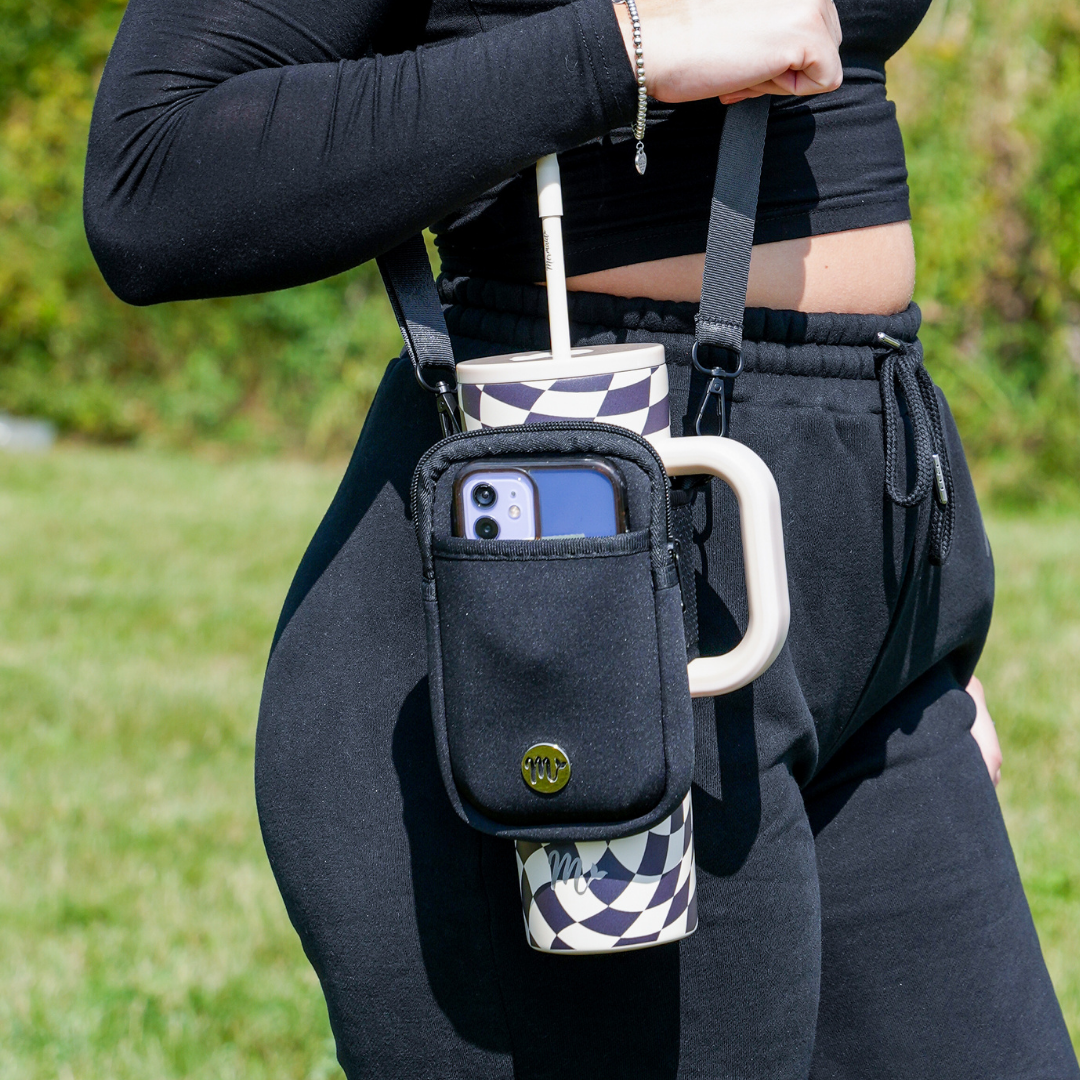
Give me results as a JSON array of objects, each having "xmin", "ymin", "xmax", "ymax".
[
  {"xmin": 515, "ymin": 793, "xmax": 697, "ymax": 953},
  {"xmin": 457, "ymin": 364, "xmax": 671, "ymax": 441},
  {"xmin": 456, "ymin": 344, "xmax": 695, "ymax": 952}
]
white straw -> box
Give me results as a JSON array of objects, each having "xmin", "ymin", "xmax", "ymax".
[{"xmin": 536, "ymin": 154, "xmax": 572, "ymax": 363}]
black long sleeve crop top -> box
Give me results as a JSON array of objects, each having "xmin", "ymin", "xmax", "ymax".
[{"xmin": 84, "ymin": 0, "xmax": 931, "ymax": 305}]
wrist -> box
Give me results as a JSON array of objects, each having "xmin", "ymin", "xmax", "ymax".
[
  {"xmin": 612, "ymin": 0, "xmax": 650, "ymax": 170},
  {"xmin": 613, "ymin": 1, "xmax": 637, "ymax": 77},
  {"xmin": 614, "ymin": 0, "xmax": 657, "ymax": 97}
]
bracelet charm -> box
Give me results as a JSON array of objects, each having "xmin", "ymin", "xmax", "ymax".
[{"xmin": 619, "ymin": 0, "xmax": 648, "ymax": 174}]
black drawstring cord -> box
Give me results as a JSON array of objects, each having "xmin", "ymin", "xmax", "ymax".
[{"xmin": 877, "ymin": 332, "xmax": 954, "ymax": 565}]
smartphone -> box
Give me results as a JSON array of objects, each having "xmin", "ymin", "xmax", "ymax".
[{"xmin": 452, "ymin": 456, "xmax": 628, "ymax": 540}]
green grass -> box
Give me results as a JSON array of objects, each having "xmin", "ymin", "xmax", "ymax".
[
  {"xmin": 0, "ymin": 445, "xmax": 343, "ymax": 1080},
  {"xmin": 0, "ymin": 445, "xmax": 1076, "ymax": 1076},
  {"xmin": 981, "ymin": 510, "xmax": 1080, "ymax": 1040}
]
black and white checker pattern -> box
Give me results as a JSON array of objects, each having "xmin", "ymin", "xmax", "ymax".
[
  {"xmin": 515, "ymin": 794, "xmax": 697, "ymax": 953},
  {"xmin": 459, "ymin": 365, "xmax": 670, "ymax": 439}
]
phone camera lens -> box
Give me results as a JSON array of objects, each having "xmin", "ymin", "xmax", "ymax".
[
  {"xmin": 474, "ymin": 516, "xmax": 499, "ymax": 540},
  {"xmin": 472, "ymin": 483, "xmax": 497, "ymax": 508}
]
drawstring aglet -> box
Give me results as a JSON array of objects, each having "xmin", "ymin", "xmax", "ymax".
[
  {"xmin": 931, "ymin": 453, "xmax": 949, "ymax": 506},
  {"xmin": 877, "ymin": 331, "xmax": 905, "ymax": 351}
]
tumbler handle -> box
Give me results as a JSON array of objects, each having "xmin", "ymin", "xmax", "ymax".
[{"xmin": 656, "ymin": 437, "xmax": 790, "ymax": 698}]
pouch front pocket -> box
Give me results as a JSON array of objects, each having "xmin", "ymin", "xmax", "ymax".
[
  {"xmin": 432, "ymin": 530, "xmax": 665, "ymax": 826},
  {"xmin": 413, "ymin": 422, "xmax": 694, "ymax": 842}
]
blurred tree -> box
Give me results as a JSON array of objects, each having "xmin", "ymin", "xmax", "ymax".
[
  {"xmin": 0, "ymin": 0, "xmax": 401, "ymax": 454},
  {"xmin": 1, "ymin": 0, "xmax": 1078, "ymax": 493},
  {"xmin": 893, "ymin": 0, "xmax": 1080, "ymax": 504}
]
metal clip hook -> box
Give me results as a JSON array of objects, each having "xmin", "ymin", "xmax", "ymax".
[
  {"xmin": 414, "ymin": 364, "xmax": 463, "ymax": 439},
  {"xmin": 695, "ymin": 375, "xmax": 728, "ymax": 437},
  {"xmin": 433, "ymin": 382, "xmax": 462, "ymax": 438},
  {"xmin": 692, "ymin": 342, "xmax": 743, "ymax": 438}
]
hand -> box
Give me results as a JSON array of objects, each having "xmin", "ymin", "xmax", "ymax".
[
  {"xmin": 967, "ymin": 675, "xmax": 1002, "ymax": 787},
  {"xmin": 613, "ymin": 0, "xmax": 844, "ymax": 105}
]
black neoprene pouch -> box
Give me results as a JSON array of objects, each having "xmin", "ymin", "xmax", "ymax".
[{"xmin": 412, "ymin": 422, "xmax": 694, "ymax": 843}]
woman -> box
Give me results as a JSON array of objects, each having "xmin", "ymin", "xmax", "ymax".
[{"xmin": 84, "ymin": 0, "xmax": 1076, "ymax": 1075}]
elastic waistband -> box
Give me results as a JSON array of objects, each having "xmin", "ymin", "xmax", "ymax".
[{"xmin": 439, "ymin": 275, "xmax": 922, "ymax": 381}]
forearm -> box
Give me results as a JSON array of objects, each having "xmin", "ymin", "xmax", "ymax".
[{"xmin": 84, "ymin": 0, "xmax": 636, "ymax": 304}]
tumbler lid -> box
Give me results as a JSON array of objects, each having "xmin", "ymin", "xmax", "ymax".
[{"xmin": 456, "ymin": 342, "xmax": 665, "ymax": 384}]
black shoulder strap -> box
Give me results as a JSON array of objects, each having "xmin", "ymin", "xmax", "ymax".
[
  {"xmin": 693, "ymin": 95, "xmax": 770, "ymax": 436},
  {"xmin": 697, "ymin": 95, "xmax": 769, "ymax": 353},
  {"xmin": 376, "ymin": 235, "xmax": 461, "ymax": 434},
  {"xmin": 377, "ymin": 97, "xmax": 770, "ymax": 438}
]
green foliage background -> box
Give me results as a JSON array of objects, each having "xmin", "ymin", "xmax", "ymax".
[
  {"xmin": 2, "ymin": 0, "xmax": 1079, "ymax": 491},
  {"xmin": 0, "ymin": 0, "xmax": 401, "ymax": 456},
  {"xmin": 890, "ymin": 0, "xmax": 1080, "ymax": 504}
]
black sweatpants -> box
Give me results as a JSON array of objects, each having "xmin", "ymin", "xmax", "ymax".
[{"xmin": 256, "ymin": 282, "xmax": 1079, "ymax": 1079}]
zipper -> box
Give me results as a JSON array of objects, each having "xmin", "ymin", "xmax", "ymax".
[{"xmin": 411, "ymin": 420, "xmax": 674, "ymax": 578}]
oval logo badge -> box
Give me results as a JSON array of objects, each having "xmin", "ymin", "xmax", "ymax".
[{"xmin": 521, "ymin": 744, "xmax": 571, "ymax": 794}]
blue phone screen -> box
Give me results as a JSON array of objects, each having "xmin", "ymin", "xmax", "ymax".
[{"xmin": 531, "ymin": 468, "xmax": 618, "ymax": 537}]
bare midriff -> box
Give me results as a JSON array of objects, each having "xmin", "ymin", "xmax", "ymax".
[{"xmin": 564, "ymin": 221, "xmax": 916, "ymax": 316}]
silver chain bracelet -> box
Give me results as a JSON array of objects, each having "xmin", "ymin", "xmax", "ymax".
[{"xmin": 619, "ymin": 0, "xmax": 648, "ymax": 174}]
